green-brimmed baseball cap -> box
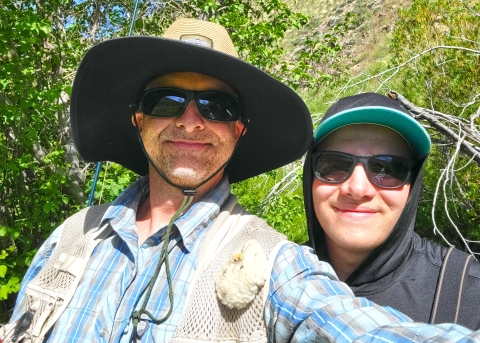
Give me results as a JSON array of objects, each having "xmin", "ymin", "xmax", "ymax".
[{"xmin": 314, "ymin": 92, "xmax": 431, "ymax": 159}]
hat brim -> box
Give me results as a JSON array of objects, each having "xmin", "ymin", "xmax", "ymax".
[
  {"xmin": 313, "ymin": 106, "xmax": 431, "ymax": 158},
  {"xmin": 71, "ymin": 36, "xmax": 312, "ymax": 183}
]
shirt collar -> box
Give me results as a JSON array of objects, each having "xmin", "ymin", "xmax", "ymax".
[
  {"xmin": 100, "ymin": 175, "xmax": 231, "ymax": 251},
  {"xmin": 102, "ymin": 175, "xmax": 149, "ymax": 225},
  {"xmin": 175, "ymin": 176, "xmax": 231, "ymax": 251}
]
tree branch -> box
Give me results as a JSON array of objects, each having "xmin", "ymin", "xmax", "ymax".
[{"xmin": 388, "ymin": 91, "xmax": 480, "ymax": 165}]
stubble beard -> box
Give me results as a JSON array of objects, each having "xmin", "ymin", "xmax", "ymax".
[{"xmin": 141, "ymin": 125, "xmax": 237, "ymax": 189}]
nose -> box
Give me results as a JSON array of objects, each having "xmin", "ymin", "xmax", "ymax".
[
  {"xmin": 339, "ymin": 163, "xmax": 376, "ymax": 200},
  {"xmin": 174, "ymin": 100, "xmax": 205, "ymax": 132}
]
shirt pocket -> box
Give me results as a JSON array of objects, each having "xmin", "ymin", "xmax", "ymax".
[{"xmin": 47, "ymin": 307, "xmax": 108, "ymax": 343}]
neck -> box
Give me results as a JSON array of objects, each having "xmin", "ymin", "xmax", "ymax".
[
  {"xmin": 324, "ymin": 239, "xmax": 371, "ymax": 282},
  {"xmin": 135, "ymin": 168, "xmax": 223, "ymax": 245}
]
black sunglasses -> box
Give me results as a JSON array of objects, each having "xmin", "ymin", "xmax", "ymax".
[
  {"xmin": 138, "ymin": 87, "xmax": 241, "ymax": 122},
  {"xmin": 312, "ymin": 151, "xmax": 415, "ymax": 189}
]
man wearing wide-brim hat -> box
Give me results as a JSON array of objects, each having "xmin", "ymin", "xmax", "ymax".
[{"xmin": 6, "ymin": 18, "xmax": 480, "ymax": 343}]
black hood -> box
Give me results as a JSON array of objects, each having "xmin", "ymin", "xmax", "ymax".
[{"xmin": 303, "ymin": 140, "xmax": 428, "ymax": 287}]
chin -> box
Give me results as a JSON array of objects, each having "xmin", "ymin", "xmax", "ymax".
[
  {"xmin": 346, "ymin": 240, "xmax": 383, "ymax": 252},
  {"xmin": 169, "ymin": 168, "xmax": 208, "ymax": 187}
]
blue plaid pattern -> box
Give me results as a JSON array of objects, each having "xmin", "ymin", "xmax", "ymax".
[{"xmin": 11, "ymin": 177, "xmax": 480, "ymax": 342}]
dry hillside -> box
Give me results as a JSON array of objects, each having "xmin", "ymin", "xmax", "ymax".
[{"xmin": 285, "ymin": 0, "xmax": 413, "ymax": 74}]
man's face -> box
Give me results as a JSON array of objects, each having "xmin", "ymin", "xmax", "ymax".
[
  {"xmin": 312, "ymin": 124, "xmax": 412, "ymax": 257},
  {"xmin": 134, "ymin": 72, "xmax": 245, "ymax": 188}
]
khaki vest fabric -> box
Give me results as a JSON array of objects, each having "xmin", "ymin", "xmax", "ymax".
[
  {"xmin": 172, "ymin": 199, "xmax": 287, "ymax": 343},
  {"xmin": 11, "ymin": 204, "xmax": 111, "ymax": 343}
]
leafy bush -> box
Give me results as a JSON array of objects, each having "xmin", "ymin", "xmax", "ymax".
[{"xmin": 231, "ymin": 164, "xmax": 308, "ymax": 243}]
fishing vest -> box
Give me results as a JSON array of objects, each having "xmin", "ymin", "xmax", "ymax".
[{"xmin": 5, "ymin": 196, "xmax": 288, "ymax": 343}]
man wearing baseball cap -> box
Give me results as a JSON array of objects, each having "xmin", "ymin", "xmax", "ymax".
[
  {"xmin": 303, "ymin": 92, "xmax": 480, "ymax": 329},
  {"xmin": 4, "ymin": 19, "xmax": 480, "ymax": 343}
]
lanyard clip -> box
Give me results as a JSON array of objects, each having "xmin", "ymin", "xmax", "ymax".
[{"xmin": 182, "ymin": 190, "xmax": 196, "ymax": 196}]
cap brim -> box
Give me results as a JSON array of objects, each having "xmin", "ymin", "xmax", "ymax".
[
  {"xmin": 71, "ymin": 36, "xmax": 312, "ymax": 183},
  {"xmin": 314, "ymin": 106, "xmax": 431, "ymax": 158}
]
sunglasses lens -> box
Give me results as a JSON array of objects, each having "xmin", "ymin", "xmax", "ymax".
[
  {"xmin": 314, "ymin": 153, "xmax": 353, "ymax": 183},
  {"xmin": 142, "ymin": 89, "xmax": 186, "ymax": 117},
  {"xmin": 141, "ymin": 89, "xmax": 240, "ymax": 121},
  {"xmin": 367, "ymin": 156, "xmax": 410, "ymax": 188},
  {"xmin": 197, "ymin": 93, "xmax": 240, "ymax": 121},
  {"xmin": 313, "ymin": 152, "xmax": 412, "ymax": 188}
]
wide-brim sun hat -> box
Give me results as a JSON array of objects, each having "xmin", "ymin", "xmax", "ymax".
[
  {"xmin": 70, "ymin": 18, "xmax": 312, "ymax": 183},
  {"xmin": 313, "ymin": 92, "xmax": 431, "ymax": 159}
]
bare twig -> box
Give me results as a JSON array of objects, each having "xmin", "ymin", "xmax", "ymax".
[
  {"xmin": 390, "ymin": 92, "xmax": 480, "ymax": 165},
  {"xmin": 459, "ymin": 0, "xmax": 480, "ymax": 17},
  {"xmin": 258, "ymin": 163, "xmax": 302, "ymax": 214}
]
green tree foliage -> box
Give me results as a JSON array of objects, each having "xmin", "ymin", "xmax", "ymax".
[
  {"xmin": 0, "ymin": 0, "xmax": 347, "ymax": 319},
  {"xmin": 390, "ymin": 0, "xmax": 480, "ymax": 248},
  {"xmin": 85, "ymin": 163, "xmax": 139, "ymax": 204},
  {"xmin": 0, "ymin": 0, "xmax": 87, "ymax": 312},
  {"xmin": 231, "ymin": 164, "xmax": 308, "ymax": 244}
]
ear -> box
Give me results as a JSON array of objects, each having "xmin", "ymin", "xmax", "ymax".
[
  {"xmin": 234, "ymin": 120, "xmax": 247, "ymax": 139},
  {"xmin": 132, "ymin": 112, "xmax": 144, "ymax": 129}
]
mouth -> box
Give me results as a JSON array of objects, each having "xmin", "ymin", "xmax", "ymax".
[
  {"xmin": 334, "ymin": 206, "xmax": 378, "ymax": 218},
  {"xmin": 167, "ymin": 140, "xmax": 212, "ymax": 149}
]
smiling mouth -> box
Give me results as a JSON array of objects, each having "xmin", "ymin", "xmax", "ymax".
[
  {"xmin": 339, "ymin": 208, "xmax": 375, "ymax": 213},
  {"xmin": 168, "ymin": 140, "xmax": 212, "ymax": 149},
  {"xmin": 334, "ymin": 207, "xmax": 378, "ymax": 216}
]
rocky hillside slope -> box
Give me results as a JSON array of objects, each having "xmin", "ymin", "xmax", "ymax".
[{"xmin": 286, "ymin": 0, "xmax": 413, "ymax": 75}]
